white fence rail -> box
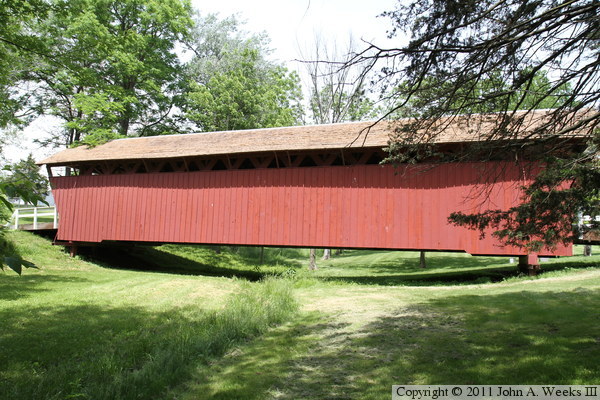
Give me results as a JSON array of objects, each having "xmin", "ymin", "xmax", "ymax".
[{"xmin": 10, "ymin": 206, "xmax": 58, "ymax": 230}]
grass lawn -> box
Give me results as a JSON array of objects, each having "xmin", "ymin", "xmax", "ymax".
[
  {"xmin": 12, "ymin": 216, "xmax": 56, "ymax": 226},
  {"xmin": 0, "ymin": 232, "xmax": 297, "ymax": 400},
  {"xmin": 1, "ymin": 232, "xmax": 599, "ymax": 399}
]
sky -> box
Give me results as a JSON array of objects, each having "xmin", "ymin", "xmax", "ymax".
[
  {"xmin": 192, "ymin": 0, "xmax": 398, "ymax": 66},
  {"xmin": 7, "ymin": 0, "xmax": 400, "ymax": 164}
]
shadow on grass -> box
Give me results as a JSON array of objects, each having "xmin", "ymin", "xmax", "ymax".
[
  {"xmin": 319, "ymin": 263, "xmax": 517, "ymax": 286},
  {"xmin": 84, "ymin": 244, "xmax": 304, "ymax": 281},
  {"xmin": 231, "ymin": 246, "xmax": 307, "ymax": 266},
  {"xmin": 167, "ymin": 312, "xmax": 351, "ymax": 400},
  {"xmin": 86, "ymin": 245, "xmax": 265, "ymax": 280},
  {"xmin": 0, "ymin": 274, "xmax": 91, "ymax": 301},
  {"xmin": 85, "ymin": 244, "xmax": 599, "ymax": 286},
  {"xmin": 0, "ymin": 290, "xmax": 296, "ymax": 400},
  {"xmin": 183, "ymin": 288, "xmax": 600, "ymax": 399},
  {"xmin": 365, "ymin": 255, "xmax": 507, "ymax": 273},
  {"xmin": 322, "ymin": 289, "xmax": 600, "ymax": 392},
  {"xmin": 0, "ymin": 303, "xmax": 201, "ymax": 399},
  {"xmin": 320, "ymin": 258, "xmax": 600, "ymax": 287},
  {"xmin": 541, "ymin": 258, "xmax": 600, "ymax": 272}
]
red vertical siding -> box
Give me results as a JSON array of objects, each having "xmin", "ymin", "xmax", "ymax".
[{"xmin": 50, "ymin": 162, "xmax": 571, "ymax": 256}]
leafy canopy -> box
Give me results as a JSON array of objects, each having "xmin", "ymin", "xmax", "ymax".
[
  {"xmin": 20, "ymin": 0, "xmax": 194, "ymax": 147},
  {"xmin": 183, "ymin": 14, "xmax": 303, "ymax": 131},
  {"xmin": 0, "ymin": 154, "xmax": 46, "ymax": 274}
]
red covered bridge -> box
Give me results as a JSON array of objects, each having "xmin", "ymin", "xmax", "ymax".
[{"xmin": 39, "ymin": 112, "xmax": 581, "ymax": 268}]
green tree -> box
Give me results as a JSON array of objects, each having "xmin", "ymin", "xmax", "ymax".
[
  {"xmin": 0, "ymin": 154, "xmax": 46, "ymax": 275},
  {"xmin": 0, "ymin": 0, "xmax": 51, "ymax": 128},
  {"xmin": 391, "ymin": 70, "xmax": 577, "ymax": 118},
  {"xmin": 183, "ymin": 15, "xmax": 303, "ymax": 132},
  {"xmin": 27, "ymin": 0, "xmax": 194, "ymax": 147},
  {"xmin": 0, "ymin": 0, "xmax": 50, "ymax": 274},
  {"xmin": 1, "ymin": 155, "xmax": 49, "ymax": 203},
  {"xmin": 349, "ymin": 0, "xmax": 599, "ymax": 251}
]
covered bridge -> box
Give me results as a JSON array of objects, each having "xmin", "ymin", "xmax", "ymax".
[{"xmin": 39, "ymin": 112, "xmax": 581, "ymax": 265}]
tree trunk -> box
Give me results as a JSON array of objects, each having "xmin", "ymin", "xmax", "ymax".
[
  {"xmin": 583, "ymin": 245, "xmax": 592, "ymax": 257},
  {"xmin": 334, "ymin": 249, "xmax": 344, "ymax": 256},
  {"xmin": 322, "ymin": 248, "xmax": 331, "ymax": 260},
  {"xmin": 309, "ymin": 248, "xmax": 318, "ymax": 270},
  {"xmin": 260, "ymin": 247, "xmax": 265, "ymax": 264},
  {"xmin": 419, "ymin": 251, "xmax": 427, "ymax": 268}
]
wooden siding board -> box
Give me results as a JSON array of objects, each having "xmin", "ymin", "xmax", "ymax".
[
  {"xmin": 173, "ymin": 174, "xmax": 182, "ymax": 242},
  {"xmin": 294, "ymin": 169, "xmax": 303, "ymax": 247},
  {"xmin": 206, "ymin": 171, "xmax": 216, "ymax": 243},
  {"xmin": 359, "ymin": 166, "xmax": 368, "ymax": 248},
  {"xmin": 226, "ymin": 171, "xmax": 235, "ymax": 244},
  {"xmin": 339, "ymin": 168, "xmax": 350, "ymax": 246},
  {"xmin": 384, "ymin": 171, "xmax": 394, "ymax": 249},
  {"xmin": 271, "ymin": 170, "xmax": 282, "ymax": 246},
  {"xmin": 182, "ymin": 173, "xmax": 191, "ymax": 242},
  {"xmin": 50, "ymin": 162, "xmax": 572, "ymax": 256},
  {"xmin": 172, "ymin": 174, "xmax": 181, "ymax": 242},
  {"xmin": 220, "ymin": 172, "xmax": 229, "ymax": 244},
  {"xmin": 198, "ymin": 171, "xmax": 208, "ymax": 242},
  {"xmin": 76, "ymin": 179, "xmax": 87, "ymax": 240},
  {"xmin": 321, "ymin": 168, "xmax": 331, "ymax": 247},
  {"xmin": 234, "ymin": 170, "xmax": 243, "ymax": 244},
  {"xmin": 120, "ymin": 176, "xmax": 128, "ymax": 241},
  {"xmin": 246, "ymin": 172, "xmax": 256, "ymax": 245},
  {"xmin": 111, "ymin": 183, "xmax": 120, "ymax": 241},
  {"xmin": 263, "ymin": 170, "xmax": 273, "ymax": 246},
  {"xmin": 371, "ymin": 167, "xmax": 381, "ymax": 248},
  {"xmin": 230, "ymin": 170, "xmax": 239, "ymax": 244},
  {"xmin": 65, "ymin": 180, "xmax": 74, "ymax": 242},
  {"xmin": 279, "ymin": 170, "xmax": 288, "ymax": 246},
  {"xmin": 121, "ymin": 181, "xmax": 128, "ymax": 241},
  {"xmin": 266, "ymin": 170, "xmax": 274, "ymax": 245},
  {"xmin": 145, "ymin": 174, "xmax": 155, "ymax": 241},
  {"xmin": 88, "ymin": 177, "xmax": 97, "ymax": 242},
  {"xmin": 157, "ymin": 174, "xmax": 167, "ymax": 242},
  {"xmin": 239, "ymin": 170, "xmax": 249, "ymax": 245},
  {"xmin": 189, "ymin": 172, "xmax": 199, "ymax": 242},
  {"xmin": 136, "ymin": 174, "xmax": 146, "ymax": 240},
  {"xmin": 307, "ymin": 168, "xmax": 315, "ymax": 247},
  {"xmin": 92, "ymin": 177, "xmax": 101, "ymax": 241},
  {"xmin": 217, "ymin": 171, "xmax": 226, "ymax": 244}
]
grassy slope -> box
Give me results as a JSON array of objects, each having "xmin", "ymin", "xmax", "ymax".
[
  {"xmin": 2, "ymin": 233, "xmax": 599, "ymax": 399},
  {"xmin": 166, "ymin": 247, "xmax": 600, "ymax": 399},
  {"xmin": 0, "ymin": 232, "xmax": 296, "ymax": 400}
]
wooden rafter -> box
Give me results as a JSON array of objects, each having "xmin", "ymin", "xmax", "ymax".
[
  {"xmin": 63, "ymin": 148, "xmax": 389, "ymax": 176},
  {"xmin": 357, "ymin": 151, "xmax": 374, "ymax": 165}
]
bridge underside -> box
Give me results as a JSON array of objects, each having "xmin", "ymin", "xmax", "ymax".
[{"xmin": 50, "ymin": 162, "xmax": 571, "ymax": 259}]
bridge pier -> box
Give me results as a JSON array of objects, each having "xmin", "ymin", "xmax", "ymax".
[{"xmin": 518, "ymin": 254, "xmax": 540, "ymax": 276}]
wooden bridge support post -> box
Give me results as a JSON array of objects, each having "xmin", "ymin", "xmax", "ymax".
[
  {"xmin": 12, "ymin": 208, "xmax": 19, "ymax": 229},
  {"xmin": 518, "ymin": 254, "xmax": 540, "ymax": 276},
  {"xmin": 309, "ymin": 249, "xmax": 317, "ymax": 270},
  {"xmin": 33, "ymin": 207, "xmax": 38, "ymax": 230}
]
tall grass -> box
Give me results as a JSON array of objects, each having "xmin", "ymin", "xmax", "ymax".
[{"xmin": 0, "ymin": 277, "xmax": 297, "ymax": 400}]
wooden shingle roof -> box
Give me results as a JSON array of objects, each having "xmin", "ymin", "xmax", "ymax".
[{"xmin": 38, "ymin": 110, "xmax": 591, "ymax": 166}]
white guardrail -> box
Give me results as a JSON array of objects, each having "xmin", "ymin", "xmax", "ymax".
[{"xmin": 10, "ymin": 206, "xmax": 58, "ymax": 230}]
